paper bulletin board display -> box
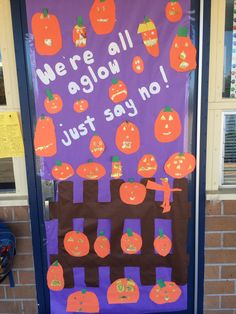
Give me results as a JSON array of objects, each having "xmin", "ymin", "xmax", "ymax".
[{"xmin": 25, "ymin": 0, "xmax": 197, "ymax": 313}]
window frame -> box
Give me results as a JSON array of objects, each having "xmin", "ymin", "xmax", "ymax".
[{"xmin": 0, "ymin": 0, "xmax": 28, "ymax": 204}]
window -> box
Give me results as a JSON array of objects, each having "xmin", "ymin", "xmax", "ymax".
[{"xmin": 206, "ymin": 0, "xmax": 236, "ymax": 197}]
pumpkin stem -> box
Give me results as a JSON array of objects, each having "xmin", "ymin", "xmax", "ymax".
[
  {"xmin": 112, "ymin": 78, "xmax": 119, "ymax": 85},
  {"xmin": 159, "ymin": 229, "xmax": 164, "ymax": 238},
  {"xmin": 56, "ymin": 161, "xmax": 62, "ymax": 167},
  {"xmin": 82, "ymin": 288, "xmax": 86, "ymax": 294},
  {"xmin": 127, "ymin": 228, "xmax": 133, "ymax": 237},
  {"xmin": 157, "ymin": 279, "xmax": 166, "ymax": 288},
  {"xmin": 53, "ymin": 260, "xmax": 59, "ymax": 266},
  {"xmin": 76, "ymin": 231, "xmax": 81, "ymax": 234},
  {"xmin": 164, "ymin": 106, "xmax": 173, "ymax": 112},
  {"xmin": 77, "ymin": 16, "xmax": 84, "ymax": 27},
  {"xmin": 178, "ymin": 152, "xmax": 185, "ymax": 157},
  {"xmin": 46, "ymin": 89, "xmax": 54, "ymax": 101},
  {"xmin": 112, "ymin": 156, "xmax": 120, "ymax": 162},
  {"xmin": 170, "ymin": 0, "xmax": 178, "ymax": 2},
  {"xmin": 43, "ymin": 8, "xmax": 48, "ymax": 17},
  {"xmin": 100, "ymin": 0, "xmax": 106, "ymax": 2},
  {"xmin": 99, "ymin": 231, "xmax": 105, "ymax": 236},
  {"xmin": 178, "ymin": 26, "xmax": 188, "ymax": 37},
  {"xmin": 144, "ymin": 16, "xmax": 150, "ymax": 23},
  {"xmin": 88, "ymin": 159, "xmax": 93, "ymax": 163},
  {"xmin": 40, "ymin": 114, "xmax": 45, "ymax": 120},
  {"xmin": 128, "ymin": 178, "xmax": 135, "ymax": 183}
]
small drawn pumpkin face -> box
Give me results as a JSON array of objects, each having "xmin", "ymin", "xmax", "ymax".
[
  {"xmin": 132, "ymin": 56, "xmax": 144, "ymax": 74},
  {"xmin": 154, "ymin": 106, "xmax": 182, "ymax": 142},
  {"xmin": 89, "ymin": 134, "xmax": 105, "ymax": 158},
  {"xmin": 73, "ymin": 16, "xmax": 87, "ymax": 47},
  {"xmin": 154, "ymin": 229, "xmax": 172, "ymax": 257},
  {"xmin": 109, "ymin": 79, "xmax": 128, "ymax": 103},
  {"xmin": 51, "ymin": 161, "xmax": 74, "ymax": 180},
  {"xmin": 165, "ymin": 0, "xmax": 183, "ymax": 23},
  {"xmin": 120, "ymin": 179, "xmax": 146, "ymax": 205},
  {"xmin": 47, "ymin": 260, "xmax": 64, "ymax": 291},
  {"xmin": 107, "ymin": 278, "xmax": 140, "ymax": 304},
  {"xmin": 66, "ymin": 289, "xmax": 100, "ymax": 313},
  {"xmin": 149, "ymin": 280, "xmax": 182, "ymax": 304},
  {"xmin": 44, "ymin": 90, "xmax": 63, "ymax": 114},
  {"xmin": 94, "ymin": 231, "xmax": 110, "ymax": 258},
  {"xmin": 121, "ymin": 228, "xmax": 142, "ymax": 254},
  {"xmin": 170, "ymin": 27, "xmax": 197, "ymax": 72},
  {"xmin": 164, "ymin": 152, "xmax": 196, "ymax": 178},
  {"xmin": 137, "ymin": 154, "xmax": 158, "ymax": 178},
  {"xmin": 73, "ymin": 99, "xmax": 89, "ymax": 113},
  {"xmin": 137, "ymin": 17, "xmax": 159, "ymax": 57},
  {"xmin": 116, "ymin": 121, "xmax": 140, "ymax": 154},
  {"xmin": 89, "ymin": 0, "xmax": 116, "ymax": 35},
  {"xmin": 64, "ymin": 231, "xmax": 89, "ymax": 257},
  {"xmin": 76, "ymin": 160, "xmax": 106, "ymax": 180}
]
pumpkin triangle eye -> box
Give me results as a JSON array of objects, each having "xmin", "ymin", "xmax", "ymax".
[
  {"xmin": 185, "ymin": 42, "xmax": 189, "ymax": 47},
  {"xmin": 123, "ymin": 126, "xmax": 126, "ymax": 131},
  {"xmin": 169, "ymin": 115, "xmax": 173, "ymax": 121},
  {"xmin": 161, "ymin": 115, "xmax": 166, "ymax": 120},
  {"xmin": 151, "ymin": 157, "xmax": 154, "ymax": 161},
  {"xmin": 175, "ymin": 43, "xmax": 178, "ymax": 48}
]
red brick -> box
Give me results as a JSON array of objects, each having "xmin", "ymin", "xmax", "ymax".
[
  {"xmin": 204, "ymin": 265, "xmax": 220, "ymax": 279},
  {"xmin": 204, "ymin": 295, "xmax": 220, "ymax": 309},
  {"xmin": 223, "ymin": 200, "xmax": 236, "ymax": 215},
  {"xmin": 205, "ymin": 217, "xmax": 236, "ymax": 231},
  {"xmin": 0, "ymin": 207, "xmax": 13, "ymax": 221},
  {"xmin": 204, "ymin": 311, "xmax": 234, "ymax": 314},
  {"xmin": 0, "ymin": 301, "xmax": 22, "ymax": 314},
  {"xmin": 18, "ymin": 270, "xmax": 36, "ymax": 284},
  {"xmin": 8, "ymin": 222, "xmax": 31, "ymax": 237},
  {"xmin": 221, "ymin": 296, "xmax": 236, "ymax": 308},
  {"xmin": 23, "ymin": 301, "xmax": 38, "ymax": 314},
  {"xmin": 223, "ymin": 233, "xmax": 236, "ymax": 247},
  {"xmin": 5, "ymin": 285, "xmax": 36, "ymax": 299},
  {"xmin": 16, "ymin": 238, "xmax": 33, "ymax": 253},
  {"xmin": 205, "ymin": 233, "xmax": 221, "ymax": 247},
  {"xmin": 0, "ymin": 270, "xmax": 18, "ymax": 285},
  {"xmin": 205, "ymin": 249, "xmax": 236, "ymax": 263},
  {"xmin": 13, "ymin": 254, "xmax": 34, "ymax": 269},
  {"xmin": 221, "ymin": 265, "xmax": 236, "ymax": 279},
  {"xmin": 206, "ymin": 201, "xmax": 221, "ymax": 215},
  {"xmin": 13, "ymin": 206, "xmax": 30, "ymax": 221},
  {"xmin": 0, "ymin": 286, "xmax": 5, "ymax": 298},
  {"xmin": 204, "ymin": 281, "xmax": 235, "ymax": 294}
]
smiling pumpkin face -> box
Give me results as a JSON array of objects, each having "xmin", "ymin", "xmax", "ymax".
[
  {"xmin": 137, "ymin": 154, "xmax": 158, "ymax": 178},
  {"xmin": 66, "ymin": 289, "xmax": 100, "ymax": 313},
  {"xmin": 76, "ymin": 160, "xmax": 106, "ymax": 180},
  {"xmin": 120, "ymin": 179, "xmax": 146, "ymax": 205},
  {"xmin": 121, "ymin": 228, "xmax": 142, "ymax": 254},
  {"xmin": 107, "ymin": 278, "xmax": 140, "ymax": 304},
  {"xmin": 154, "ymin": 106, "xmax": 181, "ymax": 143},
  {"xmin": 89, "ymin": 134, "xmax": 105, "ymax": 158},
  {"xmin": 164, "ymin": 152, "xmax": 196, "ymax": 178},
  {"xmin": 64, "ymin": 231, "xmax": 90, "ymax": 257},
  {"xmin": 116, "ymin": 121, "xmax": 140, "ymax": 154}
]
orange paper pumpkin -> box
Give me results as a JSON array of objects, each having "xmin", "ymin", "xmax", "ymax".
[
  {"xmin": 76, "ymin": 160, "xmax": 106, "ymax": 180},
  {"xmin": 165, "ymin": 0, "xmax": 183, "ymax": 23},
  {"xmin": 132, "ymin": 56, "xmax": 144, "ymax": 74},
  {"xmin": 154, "ymin": 229, "xmax": 172, "ymax": 256},
  {"xmin": 67, "ymin": 289, "xmax": 100, "ymax": 313},
  {"xmin": 149, "ymin": 280, "xmax": 182, "ymax": 304},
  {"xmin": 51, "ymin": 161, "xmax": 74, "ymax": 180},
  {"xmin": 89, "ymin": 0, "xmax": 116, "ymax": 35},
  {"xmin": 44, "ymin": 89, "xmax": 63, "ymax": 114},
  {"xmin": 64, "ymin": 231, "xmax": 90, "ymax": 257},
  {"xmin": 109, "ymin": 78, "xmax": 128, "ymax": 103},
  {"xmin": 137, "ymin": 154, "xmax": 158, "ymax": 178},
  {"xmin": 121, "ymin": 228, "xmax": 142, "ymax": 254},
  {"xmin": 111, "ymin": 156, "xmax": 123, "ymax": 179},
  {"xmin": 154, "ymin": 106, "xmax": 182, "ymax": 143},
  {"xmin": 73, "ymin": 99, "xmax": 89, "ymax": 113},
  {"xmin": 34, "ymin": 115, "xmax": 57, "ymax": 157},
  {"xmin": 73, "ymin": 16, "xmax": 87, "ymax": 47},
  {"xmin": 115, "ymin": 121, "xmax": 140, "ymax": 155},
  {"xmin": 31, "ymin": 8, "xmax": 62, "ymax": 56},
  {"xmin": 170, "ymin": 27, "xmax": 197, "ymax": 72},
  {"xmin": 94, "ymin": 231, "xmax": 110, "ymax": 258},
  {"xmin": 164, "ymin": 152, "xmax": 196, "ymax": 178},
  {"xmin": 47, "ymin": 260, "xmax": 64, "ymax": 291},
  {"xmin": 137, "ymin": 17, "xmax": 159, "ymax": 57},
  {"xmin": 89, "ymin": 134, "xmax": 105, "ymax": 158},
  {"xmin": 107, "ymin": 278, "xmax": 140, "ymax": 304},
  {"xmin": 120, "ymin": 179, "xmax": 146, "ymax": 205}
]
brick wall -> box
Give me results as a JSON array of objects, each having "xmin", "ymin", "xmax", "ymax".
[
  {"xmin": 204, "ymin": 200, "xmax": 236, "ymax": 314},
  {"xmin": 0, "ymin": 206, "xmax": 37, "ymax": 314}
]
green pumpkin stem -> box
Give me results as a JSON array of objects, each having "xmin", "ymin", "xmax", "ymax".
[
  {"xmin": 76, "ymin": 231, "xmax": 81, "ymax": 234},
  {"xmin": 178, "ymin": 153, "xmax": 185, "ymax": 157},
  {"xmin": 178, "ymin": 26, "xmax": 188, "ymax": 37},
  {"xmin": 164, "ymin": 106, "xmax": 173, "ymax": 112},
  {"xmin": 144, "ymin": 16, "xmax": 150, "ymax": 23},
  {"xmin": 112, "ymin": 78, "xmax": 119, "ymax": 85},
  {"xmin": 43, "ymin": 8, "xmax": 48, "ymax": 17},
  {"xmin": 77, "ymin": 16, "xmax": 84, "ymax": 27},
  {"xmin": 127, "ymin": 228, "xmax": 133, "ymax": 237},
  {"xmin": 99, "ymin": 231, "xmax": 105, "ymax": 236},
  {"xmin": 88, "ymin": 159, "xmax": 93, "ymax": 163},
  {"xmin": 112, "ymin": 156, "xmax": 120, "ymax": 162},
  {"xmin": 100, "ymin": 0, "xmax": 106, "ymax": 2},
  {"xmin": 170, "ymin": 0, "xmax": 178, "ymax": 2},
  {"xmin": 53, "ymin": 260, "xmax": 59, "ymax": 266},
  {"xmin": 128, "ymin": 178, "xmax": 135, "ymax": 183},
  {"xmin": 159, "ymin": 229, "xmax": 164, "ymax": 238},
  {"xmin": 82, "ymin": 288, "xmax": 86, "ymax": 294},
  {"xmin": 46, "ymin": 89, "xmax": 54, "ymax": 101},
  {"xmin": 40, "ymin": 114, "xmax": 45, "ymax": 120},
  {"xmin": 56, "ymin": 161, "xmax": 62, "ymax": 167},
  {"xmin": 157, "ymin": 279, "xmax": 166, "ymax": 288}
]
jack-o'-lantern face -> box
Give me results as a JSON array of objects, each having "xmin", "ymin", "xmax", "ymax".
[
  {"xmin": 73, "ymin": 99, "xmax": 89, "ymax": 113},
  {"xmin": 64, "ymin": 231, "xmax": 90, "ymax": 257},
  {"xmin": 76, "ymin": 160, "xmax": 106, "ymax": 180},
  {"xmin": 67, "ymin": 289, "xmax": 100, "ymax": 313},
  {"xmin": 73, "ymin": 16, "xmax": 87, "ymax": 47},
  {"xmin": 121, "ymin": 228, "xmax": 142, "ymax": 254},
  {"xmin": 44, "ymin": 89, "xmax": 63, "ymax": 114},
  {"xmin": 89, "ymin": 134, "xmax": 105, "ymax": 158},
  {"xmin": 47, "ymin": 261, "xmax": 64, "ymax": 291},
  {"xmin": 107, "ymin": 278, "xmax": 140, "ymax": 304},
  {"xmin": 137, "ymin": 154, "xmax": 158, "ymax": 178},
  {"xmin": 51, "ymin": 161, "xmax": 74, "ymax": 180},
  {"xmin": 164, "ymin": 152, "xmax": 196, "ymax": 178},
  {"xmin": 149, "ymin": 280, "xmax": 182, "ymax": 304},
  {"xmin": 109, "ymin": 78, "xmax": 128, "ymax": 103},
  {"xmin": 89, "ymin": 0, "xmax": 116, "ymax": 35},
  {"xmin": 165, "ymin": 0, "xmax": 183, "ymax": 23},
  {"xmin": 120, "ymin": 179, "xmax": 146, "ymax": 205},
  {"xmin": 132, "ymin": 56, "xmax": 144, "ymax": 74},
  {"xmin": 154, "ymin": 106, "xmax": 181, "ymax": 142},
  {"xmin": 116, "ymin": 121, "xmax": 140, "ymax": 154}
]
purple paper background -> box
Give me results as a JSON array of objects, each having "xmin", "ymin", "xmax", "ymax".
[{"xmin": 26, "ymin": 0, "xmax": 192, "ymax": 312}]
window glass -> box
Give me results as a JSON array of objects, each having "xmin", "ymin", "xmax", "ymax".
[
  {"xmin": 0, "ymin": 50, "xmax": 6, "ymax": 105},
  {"xmin": 0, "ymin": 158, "xmax": 15, "ymax": 191}
]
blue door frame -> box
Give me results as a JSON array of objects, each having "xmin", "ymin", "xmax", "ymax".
[{"xmin": 10, "ymin": 0, "xmax": 210, "ymax": 313}]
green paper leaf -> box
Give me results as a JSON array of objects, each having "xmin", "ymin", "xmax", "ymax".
[{"xmin": 157, "ymin": 279, "xmax": 166, "ymax": 288}]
